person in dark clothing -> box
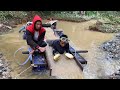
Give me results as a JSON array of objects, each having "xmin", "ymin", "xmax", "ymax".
[
  {"xmin": 52, "ymin": 35, "xmax": 69, "ymax": 55},
  {"xmin": 51, "ymin": 34, "xmax": 74, "ymax": 61},
  {"xmin": 26, "ymin": 15, "xmax": 47, "ymax": 64}
]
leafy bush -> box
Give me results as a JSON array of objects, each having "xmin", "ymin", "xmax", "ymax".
[{"xmin": 0, "ymin": 11, "xmax": 28, "ymax": 22}]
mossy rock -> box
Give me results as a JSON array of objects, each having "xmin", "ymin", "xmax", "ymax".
[{"xmin": 89, "ymin": 20, "xmax": 120, "ymax": 33}]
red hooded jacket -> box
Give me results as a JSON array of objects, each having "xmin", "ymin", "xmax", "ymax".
[
  {"xmin": 26, "ymin": 15, "xmax": 45, "ymax": 36},
  {"xmin": 26, "ymin": 15, "xmax": 46, "ymax": 49}
]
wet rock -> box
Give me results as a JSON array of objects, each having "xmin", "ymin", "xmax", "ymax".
[
  {"xmin": 2, "ymin": 76, "xmax": 6, "ymax": 79},
  {"xmin": 0, "ymin": 53, "xmax": 3, "ymax": 58},
  {"xmin": 2, "ymin": 68, "xmax": 7, "ymax": 72},
  {"xmin": 0, "ymin": 63, "xmax": 3, "ymax": 67},
  {"xmin": 0, "ymin": 52, "xmax": 12, "ymax": 79},
  {"xmin": 0, "ymin": 70, "xmax": 2, "ymax": 75},
  {"xmin": 115, "ymin": 33, "xmax": 120, "ymax": 39},
  {"xmin": 0, "ymin": 17, "xmax": 22, "ymax": 35},
  {"xmin": 0, "ymin": 60, "xmax": 2, "ymax": 63},
  {"xmin": 5, "ymin": 25, "xmax": 12, "ymax": 30},
  {"xmin": 11, "ymin": 25, "xmax": 17, "ymax": 28},
  {"xmin": 0, "ymin": 24, "xmax": 3, "ymax": 28},
  {"xmin": 0, "ymin": 66, "xmax": 4, "ymax": 70},
  {"xmin": 0, "ymin": 24, "xmax": 13, "ymax": 35},
  {"xmin": 8, "ymin": 77, "xmax": 12, "ymax": 79},
  {"xmin": 100, "ymin": 33, "xmax": 120, "ymax": 79},
  {"xmin": 101, "ymin": 33, "xmax": 120, "ymax": 60},
  {"xmin": 2, "ymin": 72, "xmax": 10, "ymax": 76},
  {"xmin": 89, "ymin": 20, "xmax": 120, "ymax": 33},
  {"xmin": 108, "ymin": 69, "xmax": 120, "ymax": 79},
  {"xmin": 2, "ymin": 20, "xmax": 17, "ymax": 26}
]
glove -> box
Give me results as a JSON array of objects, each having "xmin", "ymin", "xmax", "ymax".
[
  {"xmin": 65, "ymin": 53, "xmax": 74, "ymax": 59},
  {"xmin": 53, "ymin": 54, "xmax": 60, "ymax": 61}
]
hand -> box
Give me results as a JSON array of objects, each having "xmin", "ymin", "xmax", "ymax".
[
  {"xmin": 30, "ymin": 50, "xmax": 35, "ymax": 54},
  {"xmin": 38, "ymin": 47, "xmax": 46, "ymax": 52}
]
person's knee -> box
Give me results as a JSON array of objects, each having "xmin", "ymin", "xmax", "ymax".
[{"xmin": 40, "ymin": 41, "xmax": 47, "ymax": 47}]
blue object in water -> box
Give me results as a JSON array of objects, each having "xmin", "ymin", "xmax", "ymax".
[
  {"xmin": 33, "ymin": 55, "xmax": 46, "ymax": 65},
  {"xmin": 19, "ymin": 25, "xmax": 26, "ymax": 31},
  {"xmin": 28, "ymin": 47, "xmax": 47, "ymax": 71},
  {"xmin": 33, "ymin": 55, "xmax": 46, "ymax": 71}
]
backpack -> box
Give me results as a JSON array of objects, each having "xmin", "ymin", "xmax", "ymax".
[{"xmin": 22, "ymin": 22, "xmax": 32, "ymax": 40}]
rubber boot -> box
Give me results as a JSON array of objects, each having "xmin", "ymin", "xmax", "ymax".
[
  {"xmin": 65, "ymin": 53, "xmax": 74, "ymax": 59},
  {"xmin": 53, "ymin": 54, "xmax": 60, "ymax": 61}
]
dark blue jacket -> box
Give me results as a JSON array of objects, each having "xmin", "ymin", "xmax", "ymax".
[{"xmin": 52, "ymin": 39, "xmax": 69, "ymax": 55}]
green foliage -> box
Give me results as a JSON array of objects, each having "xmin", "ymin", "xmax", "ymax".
[
  {"xmin": 0, "ymin": 11, "xmax": 27, "ymax": 21},
  {"xmin": 1, "ymin": 11, "xmax": 120, "ymax": 33}
]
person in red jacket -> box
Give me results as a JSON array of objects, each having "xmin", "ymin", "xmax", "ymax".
[{"xmin": 26, "ymin": 15, "xmax": 47, "ymax": 64}]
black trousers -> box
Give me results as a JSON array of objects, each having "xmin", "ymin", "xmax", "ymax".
[
  {"xmin": 32, "ymin": 40, "xmax": 47, "ymax": 48},
  {"xmin": 38, "ymin": 41, "xmax": 47, "ymax": 47},
  {"xmin": 29, "ymin": 41, "xmax": 47, "ymax": 64}
]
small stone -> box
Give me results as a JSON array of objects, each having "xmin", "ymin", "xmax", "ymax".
[
  {"xmin": 0, "ymin": 24, "xmax": 3, "ymax": 28},
  {"xmin": 2, "ymin": 68, "xmax": 7, "ymax": 72},
  {"xmin": 0, "ymin": 53, "xmax": 3, "ymax": 58},
  {"xmin": 2, "ymin": 76, "xmax": 6, "ymax": 79},
  {"xmin": 8, "ymin": 77, "xmax": 12, "ymax": 79},
  {"xmin": 0, "ymin": 60, "xmax": 2, "ymax": 63},
  {"xmin": 2, "ymin": 72, "xmax": 9, "ymax": 76},
  {"xmin": 0, "ymin": 70, "xmax": 2, "ymax": 74},
  {"xmin": 1, "ymin": 71, "xmax": 11, "ymax": 79},
  {"xmin": 5, "ymin": 26, "xmax": 12, "ymax": 30},
  {"xmin": 0, "ymin": 66, "xmax": 4, "ymax": 70},
  {"xmin": 0, "ymin": 63, "xmax": 3, "ymax": 67}
]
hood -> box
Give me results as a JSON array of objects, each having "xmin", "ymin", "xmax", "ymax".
[
  {"xmin": 26, "ymin": 15, "xmax": 45, "ymax": 35},
  {"xmin": 32, "ymin": 15, "xmax": 42, "ymax": 28}
]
